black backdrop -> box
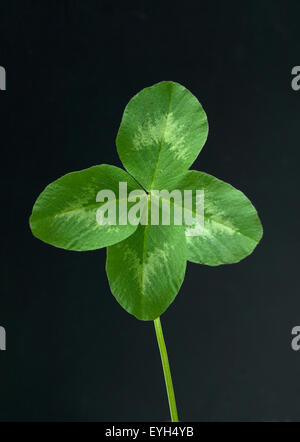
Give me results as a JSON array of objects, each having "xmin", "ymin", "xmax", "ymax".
[{"xmin": 0, "ymin": 0, "xmax": 299, "ymax": 421}]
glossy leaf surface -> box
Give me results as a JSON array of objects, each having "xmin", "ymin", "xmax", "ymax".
[
  {"xmin": 117, "ymin": 81, "xmax": 208, "ymax": 191},
  {"xmin": 106, "ymin": 214, "xmax": 187, "ymax": 320},
  {"xmin": 164, "ymin": 171, "xmax": 263, "ymax": 266},
  {"xmin": 30, "ymin": 165, "xmax": 142, "ymax": 251}
]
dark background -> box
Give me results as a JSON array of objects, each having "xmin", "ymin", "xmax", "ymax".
[{"xmin": 0, "ymin": 0, "xmax": 299, "ymax": 421}]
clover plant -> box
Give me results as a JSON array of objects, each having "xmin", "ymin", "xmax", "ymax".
[{"xmin": 29, "ymin": 81, "xmax": 263, "ymax": 421}]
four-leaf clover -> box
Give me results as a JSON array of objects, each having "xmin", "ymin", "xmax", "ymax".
[
  {"xmin": 30, "ymin": 81, "xmax": 262, "ymax": 321},
  {"xmin": 29, "ymin": 81, "xmax": 263, "ymax": 421}
]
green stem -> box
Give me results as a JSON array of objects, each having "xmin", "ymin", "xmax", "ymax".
[{"xmin": 154, "ymin": 317, "xmax": 179, "ymax": 422}]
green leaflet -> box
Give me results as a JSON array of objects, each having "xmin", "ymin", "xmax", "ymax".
[
  {"xmin": 29, "ymin": 165, "xmax": 143, "ymax": 251},
  {"xmin": 106, "ymin": 219, "xmax": 187, "ymax": 321},
  {"xmin": 164, "ymin": 171, "xmax": 263, "ymax": 266},
  {"xmin": 116, "ymin": 81, "xmax": 208, "ymax": 191}
]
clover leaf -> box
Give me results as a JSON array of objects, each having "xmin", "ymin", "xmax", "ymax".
[
  {"xmin": 29, "ymin": 81, "xmax": 263, "ymax": 421},
  {"xmin": 30, "ymin": 165, "xmax": 143, "ymax": 251},
  {"xmin": 116, "ymin": 81, "xmax": 208, "ymax": 190}
]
